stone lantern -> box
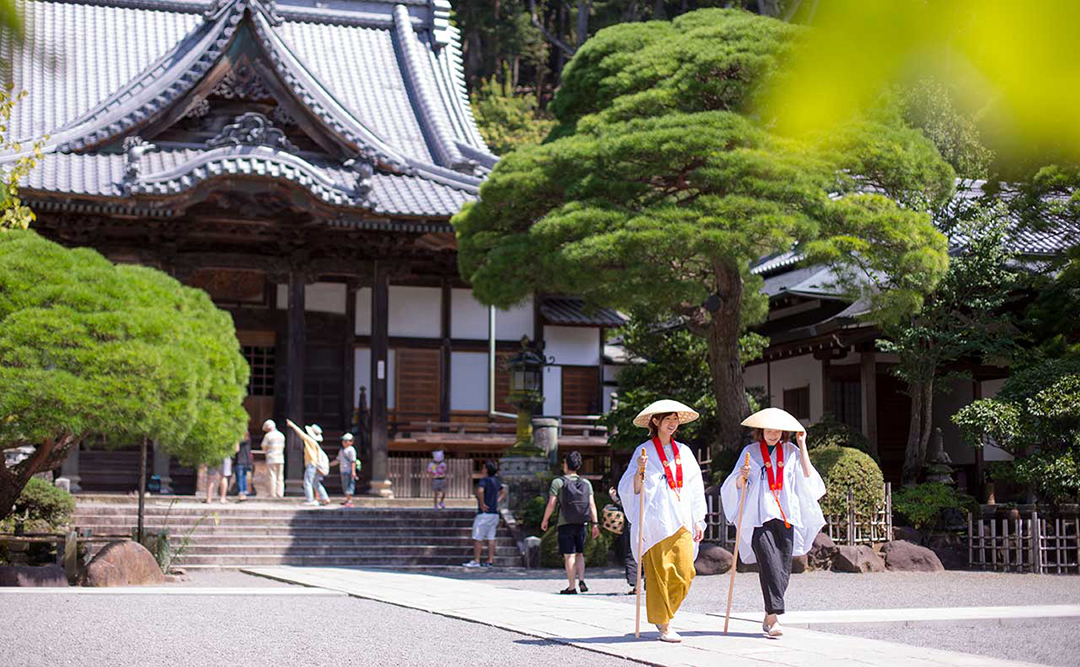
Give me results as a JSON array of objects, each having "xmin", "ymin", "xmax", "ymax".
[{"xmin": 504, "ymin": 336, "xmax": 550, "ymax": 454}]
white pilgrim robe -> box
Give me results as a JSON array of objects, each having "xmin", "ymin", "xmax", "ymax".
[
  {"xmin": 618, "ymin": 440, "xmax": 707, "ymax": 563},
  {"xmin": 720, "ymin": 442, "xmax": 826, "ymax": 564}
]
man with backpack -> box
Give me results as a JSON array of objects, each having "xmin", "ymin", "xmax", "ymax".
[{"xmin": 541, "ymin": 450, "xmax": 600, "ymax": 594}]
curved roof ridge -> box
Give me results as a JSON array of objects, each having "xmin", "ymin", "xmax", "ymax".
[
  {"xmin": 426, "ymin": 25, "xmax": 496, "ymax": 161},
  {"xmin": 390, "ymin": 4, "xmax": 473, "ymax": 174}
]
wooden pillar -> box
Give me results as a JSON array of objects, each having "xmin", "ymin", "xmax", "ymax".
[
  {"xmin": 821, "ymin": 355, "xmax": 832, "ymax": 418},
  {"xmin": 284, "ymin": 270, "xmax": 306, "ymax": 496},
  {"xmin": 860, "ymin": 350, "xmax": 879, "ymax": 457},
  {"xmin": 344, "ymin": 281, "xmax": 358, "ymax": 430},
  {"xmin": 440, "ymin": 279, "xmax": 452, "ymax": 423},
  {"xmin": 368, "ymin": 262, "xmax": 393, "ymax": 497},
  {"xmin": 974, "ymin": 380, "xmax": 985, "ymax": 499}
]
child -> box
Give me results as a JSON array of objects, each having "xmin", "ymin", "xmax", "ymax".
[
  {"xmin": 428, "ymin": 450, "xmax": 448, "ymax": 509},
  {"xmin": 331, "ymin": 433, "xmax": 359, "ymax": 507}
]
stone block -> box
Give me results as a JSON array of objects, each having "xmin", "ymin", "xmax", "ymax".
[
  {"xmin": 0, "ymin": 564, "xmax": 69, "ymax": 587},
  {"xmin": 832, "ymin": 544, "xmax": 885, "ymax": 573},
  {"xmin": 881, "ymin": 540, "xmax": 945, "ymax": 572},
  {"xmin": 807, "ymin": 532, "xmax": 837, "ymax": 571},
  {"xmin": 694, "ymin": 543, "xmax": 732, "ymax": 576},
  {"xmin": 84, "ymin": 540, "xmax": 164, "ymax": 587}
]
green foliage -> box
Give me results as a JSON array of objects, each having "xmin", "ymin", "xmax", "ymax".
[
  {"xmin": 0, "ymin": 87, "xmax": 44, "ymax": 231},
  {"xmin": 805, "ymin": 414, "xmax": 876, "ymax": 460},
  {"xmin": 0, "ymin": 477, "xmax": 74, "ymax": 532},
  {"xmin": 539, "ymin": 524, "xmax": 613, "ymax": 569},
  {"xmin": 896, "ymin": 78, "xmax": 993, "ymax": 180},
  {"xmin": 808, "ymin": 446, "xmax": 884, "ymax": 518},
  {"xmin": 518, "ymin": 494, "xmax": 548, "ymax": 529},
  {"xmin": 470, "ymin": 74, "xmax": 555, "ymax": 154},
  {"xmin": 0, "ymin": 230, "xmax": 250, "ymax": 471},
  {"xmin": 892, "ymin": 482, "xmax": 978, "ymax": 533}
]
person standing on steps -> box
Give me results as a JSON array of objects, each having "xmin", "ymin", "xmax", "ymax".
[
  {"xmin": 617, "ymin": 400, "xmax": 707, "ymax": 643},
  {"xmin": 235, "ymin": 429, "xmax": 253, "ymax": 502},
  {"xmin": 330, "ymin": 433, "xmax": 358, "ymax": 507},
  {"xmin": 429, "ymin": 450, "xmax": 448, "ymax": 510},
  {"xmin": 464, "ymin": 460, "xmax": 505, "ymax": 568},
  {"xmin": 259, "ymin": 419, "xmax": 286, "ymax": 499},
  {"xmin": 720, "ymin": 408, "xmax": 825, "ymax": 639},
  {"xmin": 286, "ymin": 418, "xmax": 330, "ymax": 507},
  {"xmin": 541, "ymin": 450, "xmax": 600, "ymax": 595}
]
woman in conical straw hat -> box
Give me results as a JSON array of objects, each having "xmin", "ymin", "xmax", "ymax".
[
  {"xmin": 720, "ymin": 407, "xmax": 826, "ymax": 637},
  {"xmin": 617, "ymin": 399, "xmax": 707, "ymax": 643}
]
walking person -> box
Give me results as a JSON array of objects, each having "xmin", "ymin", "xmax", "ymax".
[
  {"xmin": 235, "ymin": 429, "xmax": 253, "ymax": 501},
  {"xmin": 720, "ymin": 408, "xmax": 826, "ymax": 638},
  {"xmin": 330, "ymin": 433, "xmax": 359, "ymax": 507},
  {"xmin": 608, "ymin": 484, "xmax": 639, "ymax": 595},
  {"xmin": 204, "ymin": 456, "xmax": 231, "ymax": 504},
  {"xmin": 617, "ymin": 400, "xmax": 707, "ymax": 643},
  {"xmin": 429, "ymin": 450, "xmax": 447, "ymax": 509},
  {"xmin": 260, "ymin": 419, "xmax": 286, "ymax": 498},
  {"xmin": 464, "ymin": 460, "xmax": 505, "ymax": 567},
  {"xmin": 541, "ymin": 451, "xmax": 600, "ymax": 594},
  {"xmin": 286, "ymin": 419, "xmax": 330, "ymax": 507}
]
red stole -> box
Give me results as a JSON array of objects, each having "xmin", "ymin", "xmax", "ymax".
[
  {"xmin": 759, "ymin": 440, "xmax": 790, "ymax": 528},
  {"xmin": 651, "ymin": 437, "xmax": 683, "ymax": 501}
]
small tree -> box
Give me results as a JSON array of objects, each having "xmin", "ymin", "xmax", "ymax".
[
  {"xmin": 879, "ymin": 202, "xmax": 1020, "ymax": 484},
  {"xmin": 0, "ymin": 230, "xmax": 249, "ymax": 520}
]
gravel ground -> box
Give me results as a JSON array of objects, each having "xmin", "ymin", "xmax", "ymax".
[
  {"xmin": 435, "ymin": 566, "xmax": 1080, "ymax": 666},
  {"xmin": 165, "ymin": 569, "xmax": 295, "ymax": 587},
  {"xmin": 0, "ymin": 580, "xmax": 635, "ymax": 667}
]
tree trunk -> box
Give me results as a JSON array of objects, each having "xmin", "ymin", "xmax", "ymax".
[
  {"xmin": 901, "ymin": 376, "xmax": 936, "ymax": 485},
  {"xmin": 576, "ymin": 0, "xmax": 590, "ymax": 48},
  {"xmin": 137, "ymin": 438, "xmax": 148, "ymax": 544},
  {"xmin": 0, "ymin": 435, "xmax": 75, "ymax": 521},
  {"xmin": 704, "ymin": 268, "xmax": 751, "ymax": 453}
]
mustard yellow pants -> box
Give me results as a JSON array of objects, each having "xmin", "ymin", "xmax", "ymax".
[{"xmin": 642, "ymin": 528, "xmax": 695, "ymax": 625}]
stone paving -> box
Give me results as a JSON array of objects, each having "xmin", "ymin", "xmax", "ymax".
[{"xmin": 243, "ymin": 566, "xmax": 1054, "ymax": 667}]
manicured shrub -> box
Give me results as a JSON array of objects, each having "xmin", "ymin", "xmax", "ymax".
[
  {"xmin": 808, "ymin": 446, "xmax": 884, "ymax": 517},
  {"xmin": 3, "ymin": 477, "xmax": 74, "ymax": 532},
  {"xmin": 540, "ymin": 525, "xmax": 613, "ymax": 568},
  {"xmin": 806, "ymin": 414, "xmax": 877, "ymax": 461},
  {"xmin": 892, "ymin": 482, "xmax": 978, "ymax": 532}
]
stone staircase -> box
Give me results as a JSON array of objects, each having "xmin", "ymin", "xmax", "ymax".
[{"xmin": 73, "ymin": 500, "xmax": 522, "ymax": 569}]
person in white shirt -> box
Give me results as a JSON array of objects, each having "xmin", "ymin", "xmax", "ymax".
[
  {"xmin": 720, "ymin": 408, "xmax": 826, "ymax": 638},
  {"xmin": 259, "ymin": 419, "xmax": 286, "ymax": 498},
  {"xmin": 618, "ymin": 399, "xmax": 707, "ymax": 644}
]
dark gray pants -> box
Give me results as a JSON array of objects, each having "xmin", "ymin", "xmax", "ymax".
[
  {"xmin": 751, "ymin": 519, "xmax": 794, "ymax": 615},
  {"xmin": 616, "ymin": 529, "xmax": 638, "ymax": 588}
]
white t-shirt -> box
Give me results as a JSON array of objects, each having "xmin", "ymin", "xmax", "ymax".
[
  {"xmin": 336, "ymin": 445, "xmax": 357, "ymax": 472},
  {"xmin": 260, "ymin": 429, "xmax": 286, "ymax": 465}
]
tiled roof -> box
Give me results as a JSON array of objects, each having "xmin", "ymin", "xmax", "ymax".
[
  {"xmin": 540, "ymin": 297, "xmax": 626, "ymax": 328},
  {"xmin": 0, "ymin": 0, "xmax": 496, "ymax": 218}
]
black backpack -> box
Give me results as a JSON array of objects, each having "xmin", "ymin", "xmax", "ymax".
[{"xmin": 559, "ymin": 476, "xmax": 592, "ymax": 524}]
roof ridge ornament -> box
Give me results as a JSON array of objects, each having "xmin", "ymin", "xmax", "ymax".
[
  {"xmin": 205, "ymin": 0, "xmax": 283, "ymax": 25},
  {"xmin": 207, "ymin": 112, "xmax": 297, "ymax": 152},
  {"xmin": 122, "ymin": 136, "xmax": 156, "ymax": 193}
]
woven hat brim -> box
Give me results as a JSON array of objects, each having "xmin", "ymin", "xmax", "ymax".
[
  {"xmin": 740, "ymin": 408, "xmax": 805, "ymax": 433},
  {"xmin": 633, "ymin": 399, "xmax": 700, "ymax": 428}
]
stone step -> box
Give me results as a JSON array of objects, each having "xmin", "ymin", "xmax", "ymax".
[
  {"xmin": 178, "ymin": 544, "xmax": 521, "ymax": 556},
  {"xmin": 74, "ymin": 506, "xmax": 479, "ymax": 516},
  {"xmin": 173, "ymin": 554, "xmax": 522, "ymax": 567},
  {"xmin": 161, "ymin": 536, "xmax": 517, "ymax": 547},
  {"xmin": 74, "ymin": 516, "xmax": 480, "ymax": 528},
  {"xmin": 75, "ymin": 525, "xmax": 500, "ymax": 538}
]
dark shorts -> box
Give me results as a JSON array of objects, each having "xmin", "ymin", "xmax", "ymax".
[{"xmin": 557, "ymin": 523, "xmax": 586, "ymax": 555}]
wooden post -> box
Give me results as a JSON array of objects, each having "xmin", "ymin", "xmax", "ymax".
[
  {"xmin": 440, "ymin": 279, "xmax": 452, "ymax": 423},
  {"xmin": 369, "ymin": 262, "xmax": 392, "ymax": 497},
  {"xmin": 344, "ymin": 281, "xmax": 358, "ymax": 432},
  {"xmin": 847, "ymin": 488, "xmax": 855, "ymax": 545},
  {"xmin": 968, "ymin": 512, "xmax": 973, "ymax": 570},
  {"xmin": 137, "ymin": 437, "xmax": 147, "ymax": 544},
  {"xmin": 284, "ymin": 269, "xmax": 307, "ymax": 496},
  {"xmin": 860, "ymin": 351, "xmax": 878, "ymax": 457}
]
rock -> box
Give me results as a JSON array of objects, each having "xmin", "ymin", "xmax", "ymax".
[
  {"xmin": 832, "ymin": 544, "xmax": 885, "ymax": 573},
  {"xmin": 735, "ymin": 553, "xmax": 759, "ymax": 573},
  {"xmin": 807, "ymin": 532, "xmax": 838, "ymax": 571},
  {"xmin": 928, "ymin": 534, "xmax": 967, "ymax": 570},
  {"xmin": 881, "ymin": 540, "xmax": 945, "ymax": 572},
  {"xmin": 0, "ymin": 564, "xmax": 69, "ymax": 587},
  {"xmin": 893, "ymin": 526, "xmax": 923, "ymax": 544},
  {"xmin": 791, "ymin": 554, "xmax": 808, "ymax": 574},
  {"xmin": 694, "ymin": 544, "xmax": 733, "ymax": 575},
  {"xmin": 84, "ymin": 541, "xmax": 163, "ymax": 587}
]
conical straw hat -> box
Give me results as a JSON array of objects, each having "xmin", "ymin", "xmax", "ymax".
[
  {"xmin": 740, "ymin": 407, "xmax": 805, "ymax": 433},
  {"xmin": 633, "ymin": 399, "xmax": 700, "ymax": 428}
]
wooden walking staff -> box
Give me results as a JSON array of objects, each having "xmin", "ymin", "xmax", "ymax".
[
  {"xmin": 634, "ymin": 448, "xmax": 647, "ymax": 639},
  {"xmin": 724, "ymin": 452, "xmax": 753, "ymax": 634}
]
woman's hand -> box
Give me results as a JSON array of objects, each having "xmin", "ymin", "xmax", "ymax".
[
  {"xmin": 637, "ymin": 449, "xmax": 648, "ymax": 478},
  {"xmin": 693, "ymin": 524, "xmax": 704, "ymax": 543},
  {"xmin": 797, "ymin": 431, "xmax": 807, "ymax": 449},
  {"xmin": 736, "ymin": 460, "xmax": 751, "ymax": 488}
]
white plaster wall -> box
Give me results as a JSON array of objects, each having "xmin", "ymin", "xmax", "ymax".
[
  {"xmin": 355, "ymin": 287, "xmax": 372, "ymax": 336},
  {"xmin": 980, "ymin": 378, "xmax": 1013, "ymax": 461},
  {"xmin": 766, "ymin": 355, "xmax": 823, "ymax": 423},
  {"xmin": 451, "ymin": 289, "xmax": 534, "ymax": 340},
  {"xmin": 275, "ymin": 282, "xmax": 347, "ymax": 314},
  {"xmin": 354, "ymin": 348, "xmax": 371, "ymax": 411},
  {"xmin": 451, "ymin": 351, "xmax": 489, "ymax": 411},
  {"xmin": 387, "ymin": 349, "xmax": 396, "ymax": 410},
  {"xmin": 543, "ymin": 365, "xmax": 562, "ymax": 417},
  {"xmin": 544, "ymin": 326, "xmax": 601, "ymax": 366},
  {"xmin": 389, "ymin": 286, "xmax": 441, "ymax": 338}
]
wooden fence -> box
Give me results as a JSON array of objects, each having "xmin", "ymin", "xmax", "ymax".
[
  {"xmin": 387, "ymin": 458, "xmax": 475, "ymax": 499},
  {"xmin": 705, "ymin": 484, "xmax": 893, "ymax": 549},
  {"xmin": 968, "ymin": 511, "xmax": 1080, "ymax": 574}
]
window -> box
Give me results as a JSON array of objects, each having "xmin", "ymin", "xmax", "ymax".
[
  {"xmin": 783, "ymin": 386, "xmax": 810, "ymax": 421},
  {"xmin": 242, "ymin": 345, "xmax": 275, "ymax": 396},
  {"xmin": 395, "ymin": 348, "xmax": 441, "ymax": 420}
]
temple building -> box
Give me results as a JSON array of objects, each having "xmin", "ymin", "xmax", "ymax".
[{"xmin": 1, "ymin": 0, "xmax": 619, "ymax": 496}]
